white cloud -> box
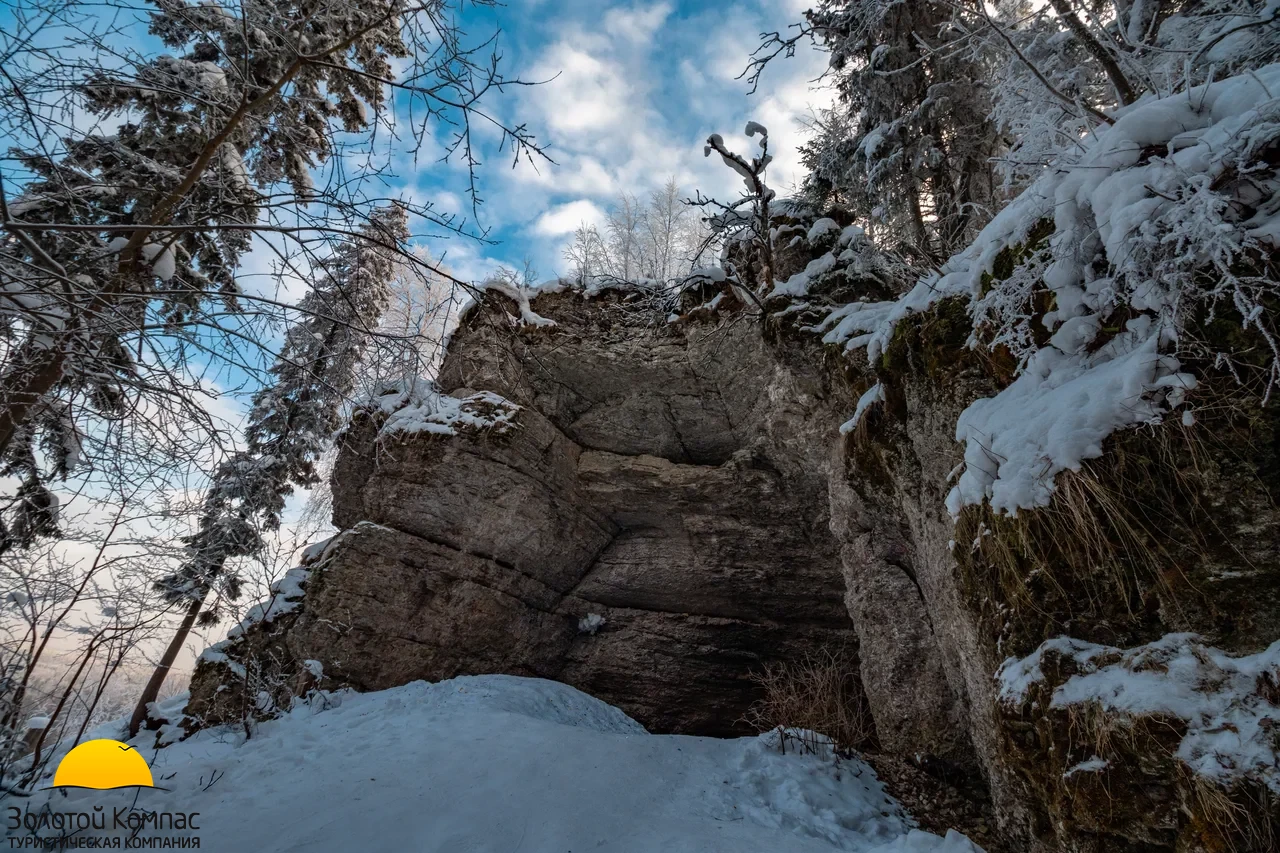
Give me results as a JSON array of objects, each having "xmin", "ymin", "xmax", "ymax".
[
  {"xmin": 529, "ymin": 44, "xmax": 636, "ymax": 135},
  {"xmin": 534, "ymin": 199, "xmax": 609, "ymax": 236},
  {"xmin": 603, "ymin": 2, "xmax": 673, "ymax": 43},
  {"xmin": 382, "ymin": 0, "xmax": 837, "ymax": 281}
]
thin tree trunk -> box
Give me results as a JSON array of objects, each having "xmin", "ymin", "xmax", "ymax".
[
  {"xmin": 0, "ymin": 347, "xmax": 68, "ymax": 465},
  {"xmin": 76, "ymin": 650, "xmax": 125, "ymax": 746},
  {"xmin": 128, "ymin": 593, "xmax": 205, "ymax": 737},
  {"xmin": 26, "ymin": 638, "xmax": 100, "ymax": 780},
  {"xmin": 1049, "ymin": 0, "xmax": 1137, "ymax": 105}
]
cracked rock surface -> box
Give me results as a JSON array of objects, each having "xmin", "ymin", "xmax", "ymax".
[{"xmin": 187, "ymin": 290, "xmax": 971, "ymax": 762}]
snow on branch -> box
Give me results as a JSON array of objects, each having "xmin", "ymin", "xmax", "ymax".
[{"xmin": 694, "ymin": 122, "xmax": 778, "ymax": 291}]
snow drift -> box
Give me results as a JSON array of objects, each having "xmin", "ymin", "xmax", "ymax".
[{"xmin": 7, "ymin": 676, "xmax": 985, "ymax": 853}]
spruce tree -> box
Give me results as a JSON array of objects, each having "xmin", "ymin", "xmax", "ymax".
[
  {"xmin": 0, "ymin": 0, "xmax": 538, "ymax": 545},
  {"xmin": 128, "ymin": 205, "xmax": 408, "ymax": 736},
  {"xmin": 797, "ymin": 0, "xmax": 999, "ymax": 260}
]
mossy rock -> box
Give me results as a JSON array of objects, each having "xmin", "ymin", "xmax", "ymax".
[
  {"xmin": 877, "ymin": 295, "xmax": 1017, "ymax": 388},
  {"xmin": 979, "ymin": 217, "xmax": 1054, "ymax": 298}
]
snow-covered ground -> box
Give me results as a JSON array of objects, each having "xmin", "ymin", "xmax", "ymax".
[{"xmin": 5, "ymin": 675, "xmax": 983, "ymax": 853}]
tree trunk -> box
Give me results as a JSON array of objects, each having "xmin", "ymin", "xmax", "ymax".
[
  {"xmin": 128, "ymin": 593, "xmax": 205, "ymax": 737},
  {"xmin": 1049, "ymin": 0, "xmax": 1137, "ymax": 105},
  {"xmin": 0, "ymin": 345, "xmax": 68, "ymax": 459}
]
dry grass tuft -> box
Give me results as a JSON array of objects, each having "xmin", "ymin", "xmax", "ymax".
[
  {"xmin": 743, "ymin": 648, "xmax": 877, "ymax": 756},
  {"xmin": 1186, "ymin": 773, "xmax": 1279, "ymax": 853},
  {"xmin": 952, "ymin": 412, "xmax": 1254, "ymax": 654}
]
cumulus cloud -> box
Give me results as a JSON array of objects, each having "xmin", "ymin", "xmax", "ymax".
[
  {"xmin": 534, "ymin": 199, "xmax": 609, "ymax": 236},
  {"xmin": 603, "ymin": 2, "xmax": 673, "ymax": 43},
  {"xmin": 369, "ymin": 0, "xmax": 835, "ymax": 281},
  {"xmin": 529, "ymin": 44, "xmax": 636, "ymax": 135}
]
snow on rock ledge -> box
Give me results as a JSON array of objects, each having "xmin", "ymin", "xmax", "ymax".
[
  {"xmin": 946, "ymin": 319, "xmax": 1194, "ymax": 515},
  {"xmin": 363, "ymin": 384, "xmax": 521, "ymax": 438},
  {"xmin": 998, "ymin": 633, "xmax": 1280, "ymax": 793},
  {"xmin": 783, "ymin": 64, "xmax": 1280, "ymax": 517}
]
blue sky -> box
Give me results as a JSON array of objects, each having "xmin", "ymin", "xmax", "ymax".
[
  {"xmin": 0, "ymin": 0, "xmax": 833, "ymax": 419},
  {"xmin": 0, "ymin": 0, "xmax": 832, "ymax": 289},
  {"xmin": 391, "ymin": 0, "xmax": 832, "ymax": 283}
]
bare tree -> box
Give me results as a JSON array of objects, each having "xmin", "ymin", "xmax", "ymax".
[
  {"xmin": 692, "ymin": 123, "xmax": 776, "ymax": 295},
  {"xmin": 605, "ymin": 193, "xmax": 645, "ymax": 282},
  {"xmin": 0, "ymin": 468, "xmax": 189, "ymax": 789},
  {"xmin": 643, "ymin": 178, "xmax": 694, "ymax": 282},
  {"xmin": 563, "ymin": 223, "xmax": 610, "ymax": 285},
  {"xmin": 562, "ymin": 179, "xmax": 704, "ymax": 286}
]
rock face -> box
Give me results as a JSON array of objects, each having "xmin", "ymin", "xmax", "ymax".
[
  {"xmin": 187, "ymin": 245, "xmax": 1280, "ymax": 852},
  {"xmin": 191, "ymin": 290, "xmax": 888, "ymax": 740}
]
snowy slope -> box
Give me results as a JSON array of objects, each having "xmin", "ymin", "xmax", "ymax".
[{"xmin": 7, "ymin": 676, "xmax": 983, "ymax": 853}]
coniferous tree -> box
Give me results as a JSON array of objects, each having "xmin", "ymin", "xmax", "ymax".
[
  {"xmin": 128, "ymin": 205, "xmax": 408, "ymax": 736},
  {"xmin": 793, "ymin": 0, "xmax": 1000, "ymax": 260},
  {"xmin": 0, "ymin": 0, "xmax": 541, "ymax": 547}
]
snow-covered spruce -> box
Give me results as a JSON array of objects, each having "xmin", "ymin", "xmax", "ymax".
[{"xmin": 12, "ymin": 677, "xmax": 986, "ymax": 853}]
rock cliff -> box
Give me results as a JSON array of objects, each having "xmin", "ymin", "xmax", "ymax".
[{"xmin": 186, "ymin": 220, "xmax": 1280, "ymax": 852}]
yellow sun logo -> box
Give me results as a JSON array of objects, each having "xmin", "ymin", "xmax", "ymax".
[{"xmin": 52, "ymin": 739, "xmax": 159, "ymax": 790}]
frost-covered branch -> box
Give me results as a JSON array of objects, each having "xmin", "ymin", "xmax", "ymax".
[
  {"xmin": 694, "ymin": 122, "xmax": 776, "ymax": 291},
  {"xmin": 0, "ymin": 0, "xmax": 545, "ymax": 558}
]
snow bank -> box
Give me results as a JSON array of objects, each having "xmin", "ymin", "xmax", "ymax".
[
  {"xmin": 9, "ymin": 676, "xmax": 987, "ymax": 853},
  {"xmin": 998, "ymin": 634, "xmax": 1280, "ymax": 793}
]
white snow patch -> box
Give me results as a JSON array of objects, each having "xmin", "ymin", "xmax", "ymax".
[
  {"xmin": 477, "ymin": 276, "xmax": 558, "ymax": 328},
  {"xmin": 998, "ymin": 634, "xmax": 1280, "ymax": 792},
  {"xmin": 300, "ymin": 534, "xmax": 339, "ymax": 564},
  {"xmin": 773, "ymin": 251, "xmax": 839, "ymax": 298},
  {"xmin": 11, "ymin": 676, "xmax": 986, "ymax": 853},
  {"xmin": 811, "ymin": 300, "xmax": 899, "ymax": 353},
  {"xmin": 227, "ymin": 566, "xmax": 310, "ymax": 639},
  {"xmin": 807, "ymin": 218, "xmax": 842, "ymax": 243},
  {"xmin": 196, "ymin": 642, "xmax": 246, "ymax": 679},
  {"xmin": 1063, "ymin": 757, "xmax": 1109, "ymax": 778},
  {"xmin": 141, "ymin": 241, "xmax": 177, "ymax": 281},
  {"xmin": 841, "ymin": 383, "xmax": 886, "ymax": 435},
  {"xmin": 946, "ymin": 319, "xmax": 1195, "ymax": 515},
  {"xmin": 367, "ymin": 383, "xmax": 521, "ymax": 438}
]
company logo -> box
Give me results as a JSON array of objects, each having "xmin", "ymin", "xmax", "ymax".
[
  {"xmin": 7, "ymin": 741, "xmax": 202, "ymax": 847},
  {"xmin": 51, "ymin": 740, "xmax": 161, "ymax": 791}
]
